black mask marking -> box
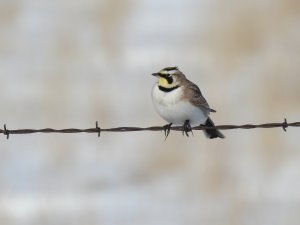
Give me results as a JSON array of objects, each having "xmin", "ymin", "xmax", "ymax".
[{"xmin": 159, "ymin": 74, "xmax": 173, "ymax": 84}]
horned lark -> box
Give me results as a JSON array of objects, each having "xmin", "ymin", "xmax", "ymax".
[{"xmin": 151, "ymin": 66, "xmax": 224, "ymax": 139}]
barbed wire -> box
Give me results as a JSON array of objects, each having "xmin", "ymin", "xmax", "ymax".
[{"xmin": 1, "ymin": 118, "xmax": 299, "ymax": 139}]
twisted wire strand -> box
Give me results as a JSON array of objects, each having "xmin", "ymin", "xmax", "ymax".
[{"xmin": 1, "ymin": 119, "xmax": 299, "ymax": 139}]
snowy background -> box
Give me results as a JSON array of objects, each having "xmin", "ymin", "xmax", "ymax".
[{"xmin": 0, "ymin": 0, "xmax": 300, "ymax": 224}]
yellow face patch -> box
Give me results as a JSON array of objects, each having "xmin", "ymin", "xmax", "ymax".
[
  {"xmin": 158, "ymin": 77, "xmax": 169, "ymax": 87},
  {"xmin": 157, "ymin": 75, "xmax": 179, "ymax": 89}
]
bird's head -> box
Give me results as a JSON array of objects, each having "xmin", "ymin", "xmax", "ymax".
[{"xmin": 152, "ymin": 66, "xmax": 185, "ymax": 88}]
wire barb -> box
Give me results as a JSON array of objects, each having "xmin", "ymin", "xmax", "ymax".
[
  {"xmin": 282, "ymin": 118, "xmax": 288, "ymax": 132},
  {"xmin": 95, "ymin": 121, "xmax": 101, "ymax": 137},
  {"xmin": 163, "ymin": 123, "xmax": 172, "ymax": 141},
  {"xmin": 3, "ymin": 124, "xmax": 9, "ymax": 139}
]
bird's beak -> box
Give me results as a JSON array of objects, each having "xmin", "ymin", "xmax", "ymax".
[{"xmin": 152, "ymin": 73, "xmax": 159, "ymax": 77}]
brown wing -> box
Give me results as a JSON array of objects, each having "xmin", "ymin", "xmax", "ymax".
[{"xmin": 183, "ymin": 81, "xmax": 216, "ymax": 113}]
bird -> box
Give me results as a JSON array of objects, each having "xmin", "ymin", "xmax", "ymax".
[{"xmin": 151, "ymin": 66, "xmax": 224, "ymax": 139}]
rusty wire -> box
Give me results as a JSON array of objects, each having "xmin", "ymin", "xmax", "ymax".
[{"xmin": 1, "ymin": 118, "xmax": 299, "ymax": 139}]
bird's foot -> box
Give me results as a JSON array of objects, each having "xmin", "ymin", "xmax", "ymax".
[
  {"xmin": 163, "ymin": 123, "xmax": 172, "ymax": 140},
  {"xmin": 182, "ymin": 120, "xmax": 193, "ymax": 137}
]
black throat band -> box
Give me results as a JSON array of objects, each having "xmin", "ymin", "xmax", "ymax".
[{"xmin": 158, "ymin": 85, "xmax": 180, "ymax": 92}]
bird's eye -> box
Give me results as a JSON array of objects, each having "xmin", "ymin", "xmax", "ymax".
[{"xmin": 165, "ymin": 75, "xmax": 173, "ymax": 84}]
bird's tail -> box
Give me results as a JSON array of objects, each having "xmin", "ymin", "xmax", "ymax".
[{"xmin": 203, "ymin": 117, "xmax": 225, "ymax": 139}]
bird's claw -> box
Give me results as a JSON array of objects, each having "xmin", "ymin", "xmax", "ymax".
[{"xmin": 182, "ymin": 120, "xmax": 193, "ymax": 137}]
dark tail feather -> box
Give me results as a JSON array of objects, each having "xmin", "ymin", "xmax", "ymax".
[{"xmin": 203, "ymin": 117, "xmax": 225, "ymax": 139}]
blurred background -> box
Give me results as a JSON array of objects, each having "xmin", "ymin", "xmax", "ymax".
[{"xmin": 0, "ymin": 0, "xmax": 300, "ymax": 224}]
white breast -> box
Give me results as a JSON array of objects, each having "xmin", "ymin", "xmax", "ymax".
[{"xmin": 151, "ymin": 84, "xmax": 208, "ymax": 126}]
